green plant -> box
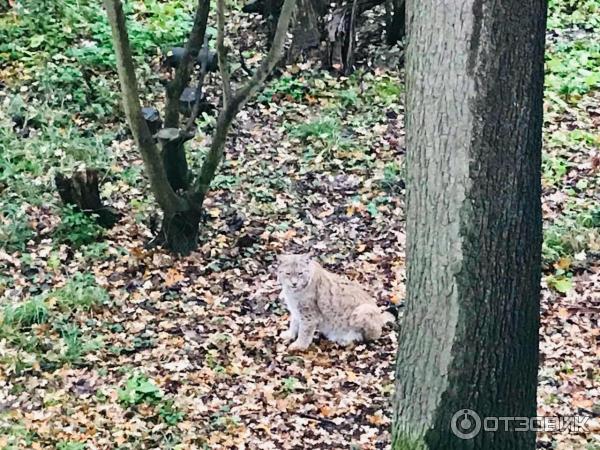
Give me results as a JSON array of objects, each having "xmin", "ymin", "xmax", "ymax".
[
  {"xmin": 53, "ymin": 206, "xmax": 104, "ymax": 247},
  {"xmin": 258, "ymin": 75, "xmax": 307, "ymax": 102},
  {"xmin": 2, "ymin": 296, "xmax": 49, "ymax": 330},
  {"xmin": 542, "ymin": 154, "xmax": 569, "ymax": 186},
  {"xmin": 289, "ymin": 116, "xmax": 353, "ymax": 159},
  {"xmin": 546, "ymin": 271, "xmax": 573, "ymax": 294},
  {"xmin": 159, "ymin": 400, "xmax": 185, "ymax": 426},
  {"xmin": 290, "ymin": 116, "xmax": 341, "ymax": 141},
  {"xmin": 542, "ymin": 206, "xmax": 600, "ymax": 266},
  {"xmin": 548, "ymin": 0, "xmax": 600, "ymax": 30},
  {"xmin": 0, "ymin": 204, "xmax": 35, "ymax": 252},
  {"xmin": 0, "ymin": 0, "xmax": 196, "ymax": 120},
  {"xmin": 368, "ymin": 76, "xmax": 403, "ymax": 105},
  {"xmin": 210, "ymin": 406, "xmax": 241, "ymax": 431},
  {"xmin": 380, "ymin": 162, "xmax": 405, "ymax": 193},
  {"xmin": 0, "ymin": 420, "xmax": 38, "ymax": 448},
  {"xmin": 53, "ymin": 272, "xmax": 109, "ymax": 312},
  {"xmin": 117, "ymin": 373, "xmax": 163, "ymax": 406},
  {"xmin": 545, "ymin": 39, "xmax": 600, "ymax": 97},
  {"xmin": 59, "ymin": 324, "xmax": 102, "ymax": 366},
  {"xmin": 56, "ymin": 441, "xmax": 86, "ymax": 450},
  {"xmin": 281, "ymin": 376, "xmax": 300, "ymax": 395}
]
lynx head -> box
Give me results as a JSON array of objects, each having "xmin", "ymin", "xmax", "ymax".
[{"xmin": 277, "ymin": 253, "xmax": 313, "ymax": 291}]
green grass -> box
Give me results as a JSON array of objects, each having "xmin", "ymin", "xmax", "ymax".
[
  {"xmin": 0, "ymin": 0, "xmax": 196, "ymax": 120},
  {"xmin": 548, "ymin": 0, "xmax": 600, "ymax": 30},
  {"xmin": 545, "ymin": 39, "xmax": 600, "ymax": 98},
  {"xmin": 0, "ymin": 273, "xmax": 107, "ymax": 370},
  {"xmin": 59, "ymin": 323, "xmax": 103, "ymax": 366},
  {"xmin": 380, "ymin": 162, "xmax": 405, "ymax": 194},
  {"xmin": 1, "ymin": 296, "xmax": 49, "ymax": 330},
  {"xmin": 545, "ymin": 0, "xmax": 600, "ymax": 104},
  {"xmin": 258, "ymin": 75, "xmax": 307, "ymax": 102},
  {"xmin": 53, "ymin": 272, "xmax": 109, "ymax": 312},
  {"xmin": 56, "ymin": 442, "xmax": 86, "ymax": 450},
  {"xmin": 542, "ymin": 206, "xmax": 600, "ymax": 266},
  {"xmin": 289, "ymin": 116, "xmax": 342, "ymax": 141}
]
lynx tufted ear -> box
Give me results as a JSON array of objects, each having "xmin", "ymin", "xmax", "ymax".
[
  {"xmin": 277, "ymin": 254, "xmax": 291, "ymax": 263},
  {"xmin": 299, "ymin": 253, "xmax": 312, "ymax": 263}
]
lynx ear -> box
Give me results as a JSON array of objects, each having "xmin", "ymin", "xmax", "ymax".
[{"xmin": 299, "ymin": 253, "xmax": 312, "ymax": 265}]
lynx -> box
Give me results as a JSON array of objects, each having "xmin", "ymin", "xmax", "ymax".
[{"xmin": 277, "ymin": 254, "xmax": 394, "ymax": 351}]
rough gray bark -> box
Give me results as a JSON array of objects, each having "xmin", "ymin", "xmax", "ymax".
[
  {"xmin": 287, "ymin": 0, "xmax": 324, "ymax": 61},
  {"xmin": 392, "ymin": 1, "xmax": 547, "ymax": 449}
]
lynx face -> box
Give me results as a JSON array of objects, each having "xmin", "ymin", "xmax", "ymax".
[{"xmin": 277, "ymin": 254, "xmax": 312, "ymax": 291}]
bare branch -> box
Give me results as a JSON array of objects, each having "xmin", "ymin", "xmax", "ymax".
[
  {"xmin": 184, "ymin": 35, "xmax": 211, "ymax": 134},
  {"xmin": 193, "ymin": 0, "xmax": 297, "ymax": 199},
  {"xmin": 164, "ymin": 0, "xmax": 211, "ymax": 128},
  {"xmin": 238, "ymin": 48, "xmax": 254, "ymax": 77},
  {"xmin": 103, "ymin": 0, "xmax": 187, "ymax": 212},
  {"xmin": 344, "ymin": 0, "xmax": 359, "ymax": 74},
  {"xmin": 216, "ymin": 0, "xmax": 232, "ymax": 107},
  {"xmin": 232, "ymin": 0, "xmax": 296, "ymax": 104}
]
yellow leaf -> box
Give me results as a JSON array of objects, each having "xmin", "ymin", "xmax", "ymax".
[
  {"xmin": 318, "ymin": 207, "xmax": 334, "ymax": 218},
  {"xmin": 320, "ymin": 405, "xmax": 334, "ymax": 417},
  {"xmin": 367, "ymin": 414, "xmax": 386, "ymax": 425},
  {"xmin": 555, "ymin": 257, "xmax": 571, "ymax": 270},
  {"xmin": 165, "ymin": 268, "xmax": 184, "ymax": 286}
]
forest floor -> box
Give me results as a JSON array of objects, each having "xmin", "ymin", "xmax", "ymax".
[{"xmin": 0, "ymin": 1, "xmax": 599, "ymax": 449}]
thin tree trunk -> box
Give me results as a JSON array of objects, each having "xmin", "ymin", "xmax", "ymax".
[
  {"xmin": 103, "ymin": 0, "xmax": 188, "ymax": 214},
  {"xmin": 193, "ymin": 0, "xmax": 297, "ymax": 200},
  {"xmin": 105, "ymin": 0, "xmax": 296, "ymax": 254},
  {"xmin": 164, "ymin": 0, "xmax": 211, "ymax": 128},
  {"xmin": 392, "ymin": 1, "xmax": 547, "ymax": 449},
  {"xmin": 159, "ymin": 210, "xmax": 202, "ymax": 255}
]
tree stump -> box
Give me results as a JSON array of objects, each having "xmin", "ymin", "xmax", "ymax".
[
  {"xmin": 142, "ymin": 107, "xmax": 163, "ymax": 135},
  {"xmin": 55, "ymin": 168, "xmax": 120, "ymax": 227}
]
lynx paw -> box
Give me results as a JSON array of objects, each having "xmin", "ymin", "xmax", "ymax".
[
  {"xmin": 280, "ymin": 330, "xmax": 296, "ymax": 342},
  {"xmin": 288, "ymin": 341, "xmax": 310, "ymax": 352}
]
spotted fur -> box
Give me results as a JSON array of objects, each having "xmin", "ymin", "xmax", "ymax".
[{"xmin": 277, "ymin": 254, "xmax": 394, "ymax": 351}]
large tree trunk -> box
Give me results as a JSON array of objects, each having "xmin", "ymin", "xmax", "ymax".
[
  {"xmin": 159, "ymin": 210, "xmax": 202, "ymax": 255},
  {"xmin": 392, "ymin": 1, "xmax": 547, "ymax": 449},
  {"xmin": 287, "ymin": 0, "xmax": 323, "ymax": 61}
]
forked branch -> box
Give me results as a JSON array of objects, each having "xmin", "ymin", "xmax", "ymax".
[
  {"xmin": 103, "ymin": 0, "xmax": 187, "ymax": 212},
  {"xmin": 164, "ymin": 0, "xmax": 211, "ymax": 127},
  {"xmin": 193, "ymin": 0, "xmax": 297, "ymax": 199},
  {"xmin": 216, "ymin": 0, "xmax": 233, "ymax": 107}
]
